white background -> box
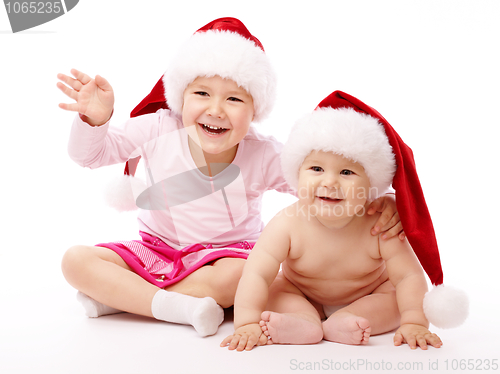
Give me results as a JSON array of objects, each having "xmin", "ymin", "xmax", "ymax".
[{"xmin": 1, "ymin": 1, "xmax": 499, "ymax": 373}]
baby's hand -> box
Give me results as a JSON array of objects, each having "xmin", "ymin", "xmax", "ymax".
[
  {"xmin": 57, "ymin": 69, "xmax": 114, "ymax": 126},
  {"xmin": 394, "ymin": 323, "xmax": 442, "ymax": 350},
  {"xmin": 220, "ymin": 323, "xmax": 268, "ymax": 351}
]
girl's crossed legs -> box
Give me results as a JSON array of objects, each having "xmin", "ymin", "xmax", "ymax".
[{"xmin": 61, "ymin": 245, "xmax": 246, "ymax": 336}]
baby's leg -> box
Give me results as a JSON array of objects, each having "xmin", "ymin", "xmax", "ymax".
[
  {"xmin": 322, "ymin": 280, "xmax": 399, "ymax": 345},
  {"xmin": 259, "ymin": 273, "xmax": 323, "ymax": 345}
]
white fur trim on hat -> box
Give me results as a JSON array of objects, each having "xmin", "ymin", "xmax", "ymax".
[
  {"xmin": 104, "ymin": 175, "xmax": 147, "ymax": 212},
  {"xmin": 281, "ymin": 107, "xmax": 396, "ymax": 200},
  {"xmin": 164, "ymin": 30, "xmax": 277, "ymax": 123}
]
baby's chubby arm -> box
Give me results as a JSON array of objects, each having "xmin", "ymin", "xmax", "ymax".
[
  {"xmin": 221, "ymin": 212, "xmax": 292, "ymax": 351},
  {"xmin": 380, "ymin": 237, "xmax": 442, "ymax": 350},
  {"xmin": 57, "ymin": 69, "xmax": 114, "ymax": 127}
]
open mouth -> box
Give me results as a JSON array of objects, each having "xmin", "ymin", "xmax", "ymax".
[
  {"xmin": 199, "ymin": 123, "xmax": 229, "ymax": 135},
  {"xmin": 318, "ymin": 196, "xmax": 342, "ymax": 203}
]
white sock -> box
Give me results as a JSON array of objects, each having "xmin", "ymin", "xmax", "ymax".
[
  {"xmin": 76, "ymin": 291, "xmax": 123, "ymax": 318},
  {"xmin": 151, "ymin": 290, "xmax": 224, "ymax": 337}
]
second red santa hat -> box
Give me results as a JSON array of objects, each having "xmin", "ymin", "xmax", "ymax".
[{"xmin": 281, "ymin": 90, "xmax": 469, "ymax": 329}]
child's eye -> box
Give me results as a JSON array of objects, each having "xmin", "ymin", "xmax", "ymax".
[
  {"xmin": 311, "ymin": 166, "xmax": 323, "ymax": 172},
  {"xmin": 340, "ymin": 169, "xmax": 354, "ymax": 175},
  {"xmin": 194, "ymin": 91, "xmax": 209, "ymax": 96},
  {"xmin": 228, "ymin": 97, "xmax": 243, "ymax": 102}
]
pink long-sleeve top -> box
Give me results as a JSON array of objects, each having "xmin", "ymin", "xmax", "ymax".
[{"xmin": 68, "ymin": 109, "xmax": 293, "ymax": 249}]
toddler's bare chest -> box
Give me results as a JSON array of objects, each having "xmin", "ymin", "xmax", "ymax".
[{"xmin": 287, "ymin": 229, "xmax": 382, "ymax": 280}]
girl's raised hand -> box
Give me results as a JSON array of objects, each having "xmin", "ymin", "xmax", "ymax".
[{"xmin": 57, "ymin": 69, "xmax": 114, "ymax": 126}]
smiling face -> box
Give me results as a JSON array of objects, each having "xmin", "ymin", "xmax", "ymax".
[
  {"xmin": 181, "ymin": 75, "xmax": 255, "ymax": 165},
  {"xmin": 297, "ymin": 150, "xmax": 371, "ymax": 227}
]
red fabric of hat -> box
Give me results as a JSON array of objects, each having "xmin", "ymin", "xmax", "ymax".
[
  {"xmin": 197, "ymin": 17, "xmax": 265, "ymax": 51},
  {"xmin": 130, "ymin": 76, "xmax": 169, "ymax": 119},
  {"xmin": 126, "ymin": 76, "xmax": 168, "ymax": 176},
  {"xmin": 130, "ymin": 17, "xmax": 264, "ymax": 119},
  {"xmin": 317, "ymin": 91, "xmax": 443, "ymax": 286}
]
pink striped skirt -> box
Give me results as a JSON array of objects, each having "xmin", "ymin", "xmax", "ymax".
[{"xmin": 97, "ymin": 231, "xmax": 254, "ymax": 288}]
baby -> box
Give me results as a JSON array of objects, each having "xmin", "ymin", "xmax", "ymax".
[{"xmin": 222, "ymin": 90, "xmax": 455, "ymax": 351}]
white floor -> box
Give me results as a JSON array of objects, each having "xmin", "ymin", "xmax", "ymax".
[{"xmin": 0, "ymin": 273, "xmax": 497, "ymax": 374}]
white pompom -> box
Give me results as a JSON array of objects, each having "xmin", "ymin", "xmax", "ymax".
[
  {"xmin": 423, "ymin": 284, "xmax": 469, "ymax": 329},
  {"xmin": 104, "ymin": 175, "xmax": 147, "ymax": 212}
]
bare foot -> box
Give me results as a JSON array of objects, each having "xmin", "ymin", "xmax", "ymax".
[
  {"xmin": 322, "ymin": 312, "xmax": 371, "ymax": 345},
  {"xmin": 259, "ymin": 311, "xmax": 323, "ymax": 345}
]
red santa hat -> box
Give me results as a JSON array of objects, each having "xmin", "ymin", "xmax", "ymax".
[
  {"xmin": 281, "ymin": 90, "xmax": 468, "ymax": 329},
  {"xmin": 105, "ymin": 17, "xmax": 277, "ymax": 211},
  {"xmin": 131, "ymin": 17, "xmax": 276, "ymax": 122}
]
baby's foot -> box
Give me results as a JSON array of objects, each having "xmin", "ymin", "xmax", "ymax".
[
  {"xmin": 322, "ymin": 312, "xmax": 371, "ymax": 345},
  {"xmin": 259, "ymin": 311, "xmax": 323, "ymax": 345}
]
